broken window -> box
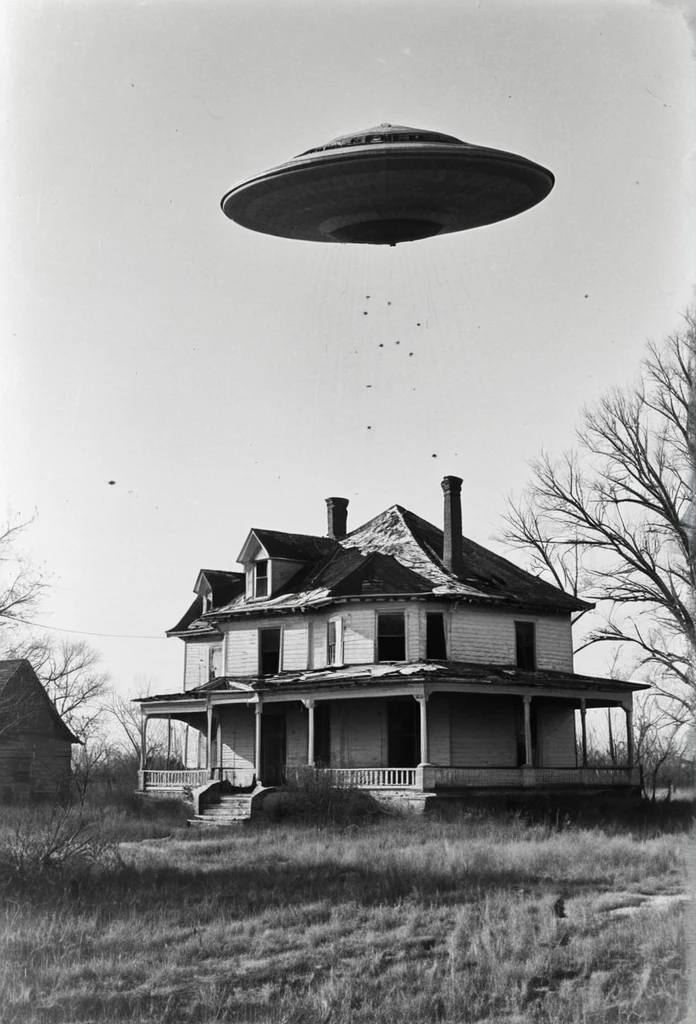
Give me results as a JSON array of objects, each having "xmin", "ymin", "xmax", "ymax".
[
  {"xmin": 377, "ymin": 613, "xmax": 406, "ymax": 661},
  {"xmin": 515, "ymin": 621, "xmax": 536, "ymax": 671},
  {"xmin": 426, "ymin": 612, "xmax": 447, "ymax": 660},
  {"xmin": 259, "ymin": 627, "xmax": 281, "ymax": 675}
]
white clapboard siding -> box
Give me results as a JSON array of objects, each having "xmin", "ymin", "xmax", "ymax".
[
  {"xmin": 343, "ymin": 609, "xmax": 376, "ymax": 664},
  {"xmin": 184, "ymin": 642, "xmax": 210, "ymax": 690},
  {"xmin": 406, "ymin": 606, "xmax": 421, "ymax": 661},
  {"xmin": 449, "ymin": 695, "xmax": 518, "ymax": 766},
  {"xmin": 218, "ymin": 706, "xmax": 255, "ymax": 771},
  {"xmin": 427, "ymin": 694, "xmax": 451, "ymax": 767},
  {"xmin": 312, "ymin": 617, "xmax": 328, "ymax": 669},
  {"xmin": 282, "ymin": 621, "xmax": 309, "ymax": 671},
  {"xmin": 224, "ymin": 626, "xmax": 259, "ymax": 676},
  {"xmin": 449, "ymin": 608, "xmax": 515, "ymax": 664},
  {"xmin": 334, "ymin": 699, "xmax": 385, "ymax": 768},
  {"xmin": 536, "ymin": 618, "xmax": 574, "ymax": 672},
  {"xmin": 285, "ymin": 703, "xmax": 308, "ymax": 767},
  {"xmin": 537, "ymin": 705, "xmax": 577, "ymax": 767}
]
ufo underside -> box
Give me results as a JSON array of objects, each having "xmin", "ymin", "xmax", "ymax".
[{"xmin": 221, "ymin": 140, "xmax": 554, "ymax": 245}]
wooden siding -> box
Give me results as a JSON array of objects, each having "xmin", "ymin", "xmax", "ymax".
[
  {"xmin": 332, "ymin": 699, "xmax": 386, "ymax": 768},
  {"xmin": 0, "ymin": 735, "xmax": 71, "ymax": 800},
  {"xmin": 270, "ymin": 560, "xmax": 305, "ymax": 593},
  {"xmin": 218, "ymin": 706, "xmax": 255, "ymax": 772},
  {"xmin": 312, "ymin": 617, "xmax": 327, "ymax": 670},
  {"xmin": 284, "ymin": 702, "xmax": 308, "ymax": 767},
  {"xmin": 406, "ymin": 606, "xmax": 421, "ymax": 661},
  {"xmin": 282, "ymin": 621, "xmax": 309, "ymax": 672},
  {"xmin": 535, "ymin": 618, "xmax": 574, "ymax": 672},
  {"xmin": 536, "ymin": 704, "xmax": 577, "ymax": 767},
  {"xmin": 427, "ymin": 694, "xmax": 451, "ymax": 767},
  {"xmin": 224, "ymin": 626, "xmax": 259, "ymax": 676},
  {"xmin": 449, "ymin": 694, "xmax": 518, "ymax": 767},
  {"xmin": 449, "ymin": 607, "xmax": 573, "ymax": 671},
  {"xmin": 183, "ymin": 641, "xmax": 209, "ymax": 690},
  {"xmin": 343, "ymin": 609, "xmax": 376, "ymax": 664}
]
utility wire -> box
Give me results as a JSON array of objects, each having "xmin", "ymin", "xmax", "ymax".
[{"xmin": 2, "ymin": 615, "xmax": 165, "ymax": 640}]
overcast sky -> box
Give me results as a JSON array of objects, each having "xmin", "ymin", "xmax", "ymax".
[{"xmin": 2, "ymin": 0, "xmax": 695, "ymax": 697}]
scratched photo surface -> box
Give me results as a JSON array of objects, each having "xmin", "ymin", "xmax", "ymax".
[{"xmin": 1, "ymin": 1, "xmax": 694, "ymax": 1022}]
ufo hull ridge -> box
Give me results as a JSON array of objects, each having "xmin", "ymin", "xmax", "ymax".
[{"xmin": 221, "ymin": 129, "xmax": 554, "ymax": 245}]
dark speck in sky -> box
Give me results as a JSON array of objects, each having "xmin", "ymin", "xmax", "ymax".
[
  {"xmin": 367, "ymin": 425, "xmax": 372, "ymax": 430},
  {"xmin": 387, "ymin": 301, "xmax": 392, "ymax": 306},
  {"xmin": 584, "ymin": 294, "xmax": 589, "ymax": 298},
  {"xmin": 431, "ymin": 454, "xmax": 437, "ymax": 458},
  {"xmin": 379, "ymin": 343, "xmax": 384, "ymax": 347},
  {"xmin": 396, "ymin": 341, "xmax": 400, "ymax": 345},
  {"xmin": 363, "ymin": 311, "xmax": 368, "ymax": 315},
  {"xmin": 366, "ymin": 385, "xmax": 372, "ymax": 388},
  {"xmin": 108, "ymin": 480, "xmax": 116, "ymax": 485},
  {"xmin": 409, "ymin": 352, "xmax": 413, "ymax": 357}
]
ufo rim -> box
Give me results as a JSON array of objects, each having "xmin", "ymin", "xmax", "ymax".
[{"xmin": 221, "ymin": 134, "xmax": 555, "ymax": 245}]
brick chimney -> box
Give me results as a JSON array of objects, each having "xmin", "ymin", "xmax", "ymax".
[
  {"xmin": 441, "ymin": 476, "xmax": 463, "ymax": 576},
  {"xmin": 326, "ymin": 497, "xmax": 349, "ymax": 539}
]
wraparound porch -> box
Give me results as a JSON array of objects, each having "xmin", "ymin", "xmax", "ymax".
[{"xmin": 136, "ymin": 670, "xmax": 642, "ymax": 798}]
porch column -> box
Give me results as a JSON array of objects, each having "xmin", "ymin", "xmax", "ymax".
[
  {"xmin": 523, "ymin": 695, "xmax": 533, "ymax": 767},
  {"xmin": 304, "ymin": 699, "xmax": 316, "ymax": 766},
  {"xmin": 139, "ymin": 712, "xmax": 148, "ymax": 772},
  {"xmin": 580, "ymin": 699, "xmax": 588, "ymax": 767},
  {"xmin": 624, "ymin": 704, "xmax": 634, "ymax": 767},
  {"xmin": 216, "ymin": 716, "xmax": 223, "ymax": 778},
  {"xmin": 254, "ymin": 703, "xmax": 263, "ymax": 784},
  {"xmin": 166, "ymin": 715, "xmax": 172, "ymax": 769},
  {"xmin": 415, "ymin": 694, "xmax": 429, "ymax": 765},
  {"xmin": 206, "ymin": 703, "xmax": 213, "ymax": 773}
]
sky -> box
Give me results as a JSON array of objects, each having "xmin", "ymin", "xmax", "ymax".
[{"xmin": 1, "ymin": 0, "xmax": 695, "ymax": 700}]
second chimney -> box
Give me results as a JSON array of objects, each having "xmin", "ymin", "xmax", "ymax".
[
  {"xmin": 326, "ymin": 497, "xmax": 349, "ymax": 539},
  {"xmin": 441, "ymin": 476, "xmax": 463, "ymax": 576}
]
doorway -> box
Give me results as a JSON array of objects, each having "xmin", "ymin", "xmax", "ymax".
[
  {"xmin": 261, "ymin": 713, "xmax": 286, "ymax": 785},
  {"xmin": 387, "ymin": 699, "xmax": 420, "ymax": 767}
]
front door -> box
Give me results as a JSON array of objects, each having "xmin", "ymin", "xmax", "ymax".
[
  {"xmin": 261, "ymin": 713, "xmax": 286, "ymax": 786},
  {"xmin": 387, "ymin": 699, "xmax": 420, "ymax": 768}
]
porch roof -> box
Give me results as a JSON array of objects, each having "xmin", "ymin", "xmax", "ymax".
[{"xmin": 134, "ymin": 660, "xmax": 649, "ymax": 704}]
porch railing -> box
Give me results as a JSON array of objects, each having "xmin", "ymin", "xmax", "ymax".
[
  {"xmin": 142, "ymin": 769, "xmax": 210, "ymax": 790},
  {"xmin": 324, "ymin": 767, "xmax": 418, "ymax": 788}
]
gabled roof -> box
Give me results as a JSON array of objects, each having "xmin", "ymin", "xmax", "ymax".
[
  {"xmin": 237, "ymin": 529, "xmax": 337, "ymax": 564},
  {"xmin": 167, "ymin": 571, "xmax": 245, "ymax": 636},
  {"xmin": 172, "ymin": 500, "xmax": 588, "ymax": 630},
  {"xmin": 0, "ymin": 660, "xmax": 80, "ymax": 743}
]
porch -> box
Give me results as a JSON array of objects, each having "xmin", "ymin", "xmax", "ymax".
[{"xmin": 136, "ymin": 669, "xmax": 643, "ymax": 798}]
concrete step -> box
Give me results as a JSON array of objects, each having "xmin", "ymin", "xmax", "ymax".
[{"xmin": 188, "ymin": 794, "xmax": 254, "ymax": 828}]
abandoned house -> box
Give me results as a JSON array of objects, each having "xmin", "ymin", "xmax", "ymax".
[
  {"xmin": 136, "ymin": 476, "xmax": 645, "ymax": 817},
  {"xmin": 0, "ymin": 659, "xmax": 79, "ymax": 801}
]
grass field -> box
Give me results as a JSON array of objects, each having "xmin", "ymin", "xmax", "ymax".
[{"xmin": 0, "ymin": 797, "xmax": 693, "ymax": 1023}]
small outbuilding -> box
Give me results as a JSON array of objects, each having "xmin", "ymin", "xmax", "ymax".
[{"xmin": 0, "ymin": 659, "xmax": 79, "ymax": 801}]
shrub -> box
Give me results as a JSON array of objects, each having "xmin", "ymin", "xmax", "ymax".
[{"xmin": 262, "ymin": 768, "xmax": 382, "ymax": 826}]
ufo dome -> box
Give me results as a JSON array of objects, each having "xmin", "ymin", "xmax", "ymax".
[{"xmin": 221, "ymin": 123, "xmax": 554, "ymax": 246}]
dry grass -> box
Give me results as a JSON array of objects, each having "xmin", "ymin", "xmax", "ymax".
[{"xmin": 0, "ymin": 808, "xmax": 692, "ymax": 1023}]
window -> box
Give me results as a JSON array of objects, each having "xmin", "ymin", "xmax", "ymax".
[
  {"xmin": 377, "ymin": 613, "xmax": 406, "ymax": 662},
  {"xmin": 426, "ymin": 613, "xmax": 447, "ymax": 660},
  {"xmin": 327, "ymin": 617, "xmax": 343, "ymax": 666},
  {"xmin": 259, "ymin": 627, "xmax": 282, "ymax": 675},
  {"xmin": 208, "ymin": 644, "xmax": 222, "ymax": 680},
  {"xmin": 254, "ymin": 560, "xmax": 269, "ymax": 598},
  {"xmin": 515, "ymin": 621, "xmax": 536, "ymax": 671}
]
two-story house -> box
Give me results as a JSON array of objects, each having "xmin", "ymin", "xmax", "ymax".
[{"xmin": 136, "ymin": 477, "xmax": 645, "ymax": 814}]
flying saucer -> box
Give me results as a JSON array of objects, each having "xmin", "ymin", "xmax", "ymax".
[{"xmin": 221, "ymin": 123, "xmax": 554, "ymax": 246}]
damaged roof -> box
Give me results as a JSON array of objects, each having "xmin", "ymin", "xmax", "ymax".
[
  {"xmin": 171, "ymin": 502, "xmax": 588, "ymax": 633},
  {"xmin": 135, "ymin": 659, "xmax": 648, "ymax": 704}
]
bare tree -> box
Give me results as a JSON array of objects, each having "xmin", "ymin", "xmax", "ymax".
[
  {"xmin": 4, "ymin": 634, "xmax": 110, "ymax": 739},
  {"xmin": 0, "ymin": 512, "xmax": 50, "ymax": 641},
  {"xmin": 502, "ymin": 313, "xmax": 696, "ymax": 721}
]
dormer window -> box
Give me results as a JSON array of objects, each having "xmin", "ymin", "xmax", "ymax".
[{"xmin": 254, "ymin": 560, "xmax": 269, "ymax": 598}]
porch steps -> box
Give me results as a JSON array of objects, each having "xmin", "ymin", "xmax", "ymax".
[{"xmin": 188, "ymin": 794, "xmax": 253, "ymax": 828}]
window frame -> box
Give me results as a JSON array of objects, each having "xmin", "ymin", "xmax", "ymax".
[
  {"xmin": 425, "ymin": 611, "xmax": 447, "ymax": 660},
  {"xmin": 376, "ymin": 612, "xmax": 407, "ymax": 663},
  {"xmin": 514, "ymin": 620, "xmax": 537, "ymax": 672},
  {"xmin": 258, "ymin": 626, "xmax": 282, "ymax": 676},
  {"xmin": 254, "ymin": 559, "xmax": 270, "ymax": 599}
]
